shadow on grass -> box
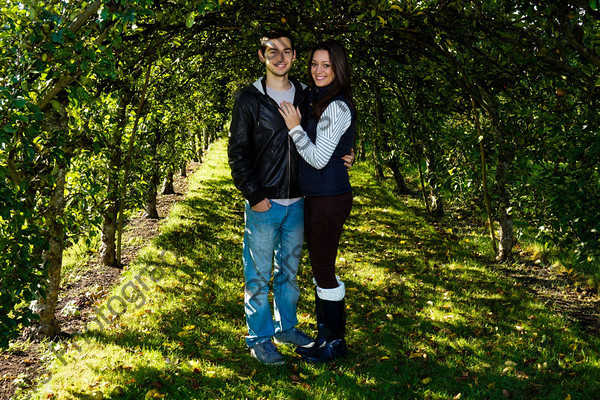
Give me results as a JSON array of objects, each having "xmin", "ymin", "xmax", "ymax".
[{"xmin": 44, "ymin": 144, "xmax": 600, "ymax": 400}]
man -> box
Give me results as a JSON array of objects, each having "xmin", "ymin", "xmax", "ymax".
[{"xmin": 228, "ymin": 30, "xmax": 314, "ymax": 365}]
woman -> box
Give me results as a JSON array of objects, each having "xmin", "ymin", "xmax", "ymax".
[{"xmin": 279, "ymin": 39, "xmax": 355, "ymax": 363}]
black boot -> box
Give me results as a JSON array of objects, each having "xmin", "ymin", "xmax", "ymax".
[
  {"xmin": 296, "ymin": 288, "xmax": 326, "ymax": 356},
  {"xmin": 301, "ymin": 296, "xmax": 347, "ymax": 363}
]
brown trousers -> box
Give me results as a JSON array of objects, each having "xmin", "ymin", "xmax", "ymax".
[{"xmin": 304, "ymin": 192, "xmax": 353, "ymax": 289}]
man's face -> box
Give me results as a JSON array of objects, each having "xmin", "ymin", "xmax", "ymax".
[{"xmin": 258, "ymin": 37, "xmax": 296, "ymax": 77}]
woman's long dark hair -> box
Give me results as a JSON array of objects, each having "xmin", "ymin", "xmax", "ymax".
[{"xmin": 307, "ymin": 40, "xmax": 354, "ymax": 119}]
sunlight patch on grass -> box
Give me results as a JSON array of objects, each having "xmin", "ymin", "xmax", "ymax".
[{"xmin": 26, "ymin": 141, "xmax": 600, "ymax": 400}]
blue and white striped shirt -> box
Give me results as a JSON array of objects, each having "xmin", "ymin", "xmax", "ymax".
[{"xmin": 288, "ymin": 100, "xmax": 352, "ymax": 170}]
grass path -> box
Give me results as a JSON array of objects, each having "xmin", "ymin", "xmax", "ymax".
[{"xmin": 25, "ymin": 140, "xmax": 600, "ymax": 399}]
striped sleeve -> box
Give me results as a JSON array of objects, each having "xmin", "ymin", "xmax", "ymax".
[{"xmin": 288, "ymin": 100, "xmax": 352, "ymax": 170}]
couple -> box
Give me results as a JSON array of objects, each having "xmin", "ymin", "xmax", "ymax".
[{"xmin": 228, "ymin": 30, "xmax": 356, "ymax": 365}]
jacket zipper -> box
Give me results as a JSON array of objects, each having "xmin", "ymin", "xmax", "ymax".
[
  {"xmin": 287, "ymin": 135, "xmax": 291, "ymax": 199},
  {"xmin": 288, "ymin": 85, "xmax": 304, "ymax": 199},
  {"xmin": 262, "ymin": 78, "xmax": 302, "ymax": 200}
]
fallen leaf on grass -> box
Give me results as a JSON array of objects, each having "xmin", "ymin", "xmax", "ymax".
[
  {"xmin": 515, "ymin": 370, "xmax": 529, "ymax": 379},
  {"xmin": 145, "ymin": 389, "xmax": 165, "ymax": 399},
  {"xmin": 151, "ymin": 381, "xmax": 163, "ymax": 389}
]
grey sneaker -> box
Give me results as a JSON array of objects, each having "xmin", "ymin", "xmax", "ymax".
[
  {"xmin": 250, "ymin": 340, "xmax": 285, "ymax": 365},
  {"xmin": 274, "ymin": 328, "xmax": 315, "ymax": 348}
]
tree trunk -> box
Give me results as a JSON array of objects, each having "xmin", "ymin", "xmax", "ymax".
[
  {"xmin": 497, "ymin": 208, "xmax": 514, "ymax": 261},
  {"xmin": 99, "ymin": 92, "xmax": 128, "ymax": 267},
  {"xmin": 143, "ymin": 132, "xmax": 160, "ymax": 219},
  {"xmin": 202, "ymin": 127, "xmax": 210, "ymax": 151},
  {"xmin": 180, "ymin": 162, "xmax": 187, "ymax": 177},
  {"xmin": 191, "ymin": 128, "xmax": 199, "ymax": 162},
  {"xmin": 387, "ymin": 158, "xmax": 410, "ymax": 194},
  {"xmin": 495, "ymin": 148, "xmax": 514, "ymax": 261},
  {"xmin": 196, "ymin": 129, "xmax": 204, "ymax": 163},
  {"xmin": 372, "ymin": 142, "xmax": 385, "ymax": 179},
  {"xmin": 30, "ymin": 168, "xmax": 66, "ymax": 339},
  {"xmin": 143, "ymin": 181, "xmax": 160, "ymax": 219},
  {"xmin": 100, "ymin": 193, "xmax": 119, "ymax": 266},
  {"xmin": 390, "ymin": 81, "xmax": 432, "ymax": 212},
  {"xmin": 371, "ymin": 84, "xmax": 387, "ymax": 180},
  {"xmin": 25, "ymin": 92, "xmax": 71, "ymax": 340},
  {"xmin": 481, "ymin": 87, "xmax": 512, "ymax": 261},
  {"xmin": 359, "ymin": 140, "xmax": 366, "ymax": 162},
  {"xmin": 117, "ymin": 64, "xmax": 152, "ymax": 265},
  {"xmin": 428, "ymin": 188, "xmax": 444, "ymax": 218},
  {"xmin": 161, "ymin": 169, "xmax": 175, "ymax": 195},
  {"xmin": 425, "ymin": 151, "xmax": 444, "ymax": 217},
  {"xmin": 471, "ymin": 97, "xmax": 497, "ymax": 253}
]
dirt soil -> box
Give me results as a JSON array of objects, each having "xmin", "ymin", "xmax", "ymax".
[
  {"xmin": 499, "ymin": 252, "xmax": 600, "ymax": 334},
  {"xmin": 0, "ymin": 163, "xmax": 199, "ymax": 400}
]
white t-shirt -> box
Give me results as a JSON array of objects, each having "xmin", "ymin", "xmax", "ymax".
[{"xmin": 266, "ymin": 83, "xmax": 302, "ymax": 206}]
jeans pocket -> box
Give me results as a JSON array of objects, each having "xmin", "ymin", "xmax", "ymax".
[
  {"xmin": 248, "ymin": 201, "xmax": 273, "ymax": 214},
  {"xmin": 249, "ymin": 206, "xmax": 270, "ymax": 214}
]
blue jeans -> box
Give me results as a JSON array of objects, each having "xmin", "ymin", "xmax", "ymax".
[{"xmin": 243, "ymin": 199, "xmax": 304, "ymax": 347}]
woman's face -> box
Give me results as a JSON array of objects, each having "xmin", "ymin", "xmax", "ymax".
[{"xmin": 311, "ymin": 49, "xmax": 335, "ymax": 87}]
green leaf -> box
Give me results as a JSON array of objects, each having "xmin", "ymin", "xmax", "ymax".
[
  {"xmin": 51, "ymin": 30, "xmax": 63, "ymax": 44},
  {"xmin": 3, "ymin": 125, "xmax": 16, "ymax": 134},
  {"xmin": 185, "ymin": 12, "xmax": 196, "ymax": 28},
  {"xmin": 14, "ymin": 99, "xmax": 27, "ymax": 109},
  {"xmin": 591, "ymin": 0, "xmax": 598, "ymax": 11}
]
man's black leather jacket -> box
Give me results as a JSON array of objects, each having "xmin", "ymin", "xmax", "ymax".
[{"xmin": 228, "ymin": 77, "xmax": 306, "ymax": 207}]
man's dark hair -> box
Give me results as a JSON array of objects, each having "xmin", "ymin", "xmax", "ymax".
[{"xmin": 260, "ymin": 29, "xmax": 294, "ymax": 56}]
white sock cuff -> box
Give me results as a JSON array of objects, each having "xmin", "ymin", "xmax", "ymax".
[
  {"xmin": 313, "ymin": 275, "xmax": 342, "ymax": 287},
  {"xmin": 316, "ymin": 280, "xmax": 345, "ymax": 301}
]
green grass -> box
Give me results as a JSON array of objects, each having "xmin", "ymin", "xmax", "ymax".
[
  {"xmin": 60, "ymin": 230, "xmax": 101, "ymax": 286},
  {"xmin": 21, "ymin": 140, "xmax": 600, "ymax": 399}
]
